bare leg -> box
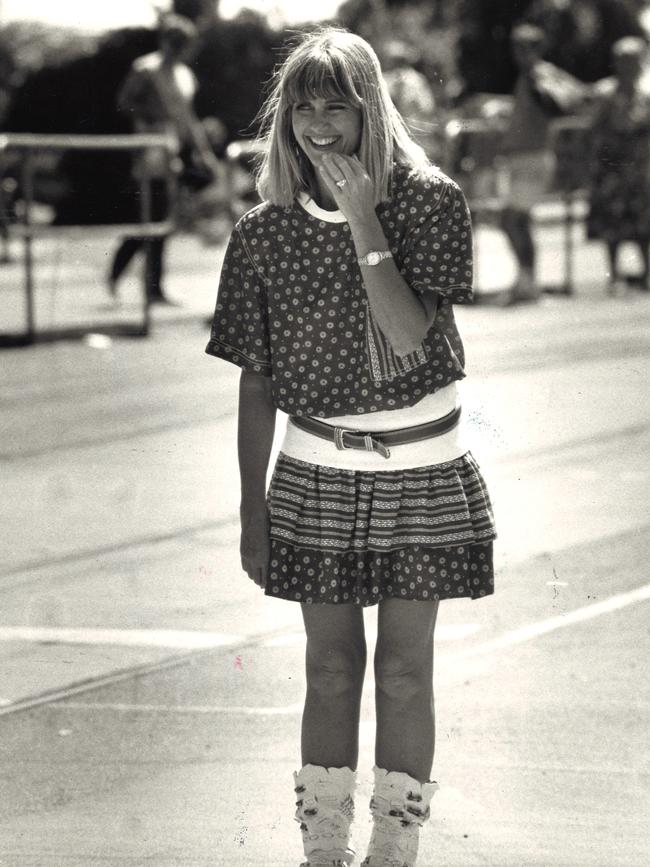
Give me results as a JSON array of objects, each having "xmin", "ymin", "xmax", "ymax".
[
  {"xmin": 638, "ymin": 239, "xmax": 649, "ymax": 290},
  {"xmin": 109, "ymin": 236, "xmax": 143, "ymax": 293},
  {"xmin": 501, "ymin": 207, "xmax": 536, "ymax": 268},
  {"xmin": 606, "ymin": 241, "xmax": 619, "ymax": 282},
  {"xmin": 606, "ymin": 241, "xmax": 625, "ymax": 295},
  {"xmin": 501, "ymin": 206, "xmax": 538, "ymax": 300},
  {"xmin": 301, "ymin": 602, "xmax": 367, "ymax": 770},
  {"xmin": 374, "ymin": 598, "xmax": 439, "ymax": 783}
]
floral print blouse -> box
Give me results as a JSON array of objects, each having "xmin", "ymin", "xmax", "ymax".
[{"xmin": 206, "ymin": 163, "xmax": 474, "ymax": 419}]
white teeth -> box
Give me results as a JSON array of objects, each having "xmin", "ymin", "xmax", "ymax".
[{"xmin": 309, "ymin": 136, "xmax": 338, "ymax": 146}]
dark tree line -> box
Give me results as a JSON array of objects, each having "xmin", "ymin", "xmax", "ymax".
[
  {"xmin": 2, "ymin": 15, "xmax": 281, "ymax": 223},
  {"xmin": 456, "ymin": 0, "xmax": 646, "ymax": 96},
  {"xmin": 1, "ymin": 0, "xmax": 645, "ymax": 222}
]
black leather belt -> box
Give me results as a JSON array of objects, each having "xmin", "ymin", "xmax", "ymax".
[{"xmin": 289, "ymin": 405, "xmax": 462, "ymax": 460}]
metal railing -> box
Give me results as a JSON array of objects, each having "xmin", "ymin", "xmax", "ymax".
[{"xmin": 0, "ymin": 132, "xmax": 178, "ymax": 345}]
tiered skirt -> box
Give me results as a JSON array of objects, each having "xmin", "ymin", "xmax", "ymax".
[{"xmin": 264, "ymin": 451, "xmax": 496, "ymax": 606}]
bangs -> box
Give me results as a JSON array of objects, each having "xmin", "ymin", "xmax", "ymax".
[{"xmin": 282, "ymin": 50, "xmax": 362, "ymax": 106}]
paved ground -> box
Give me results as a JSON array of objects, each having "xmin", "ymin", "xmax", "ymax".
[{"xmin": 0, "ymin": 221, "xmax": 648, "ymax": 865}]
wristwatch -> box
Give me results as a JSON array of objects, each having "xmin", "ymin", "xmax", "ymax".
[{"xmin": 358, "ymin": 250, "xmax": 392, "ymax": 266}]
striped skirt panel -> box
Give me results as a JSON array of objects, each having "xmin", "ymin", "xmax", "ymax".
[{"xmin": 268, "ymin": 451, "xmax": 496, "ymax": 553}]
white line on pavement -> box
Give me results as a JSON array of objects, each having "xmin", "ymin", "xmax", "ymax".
[
  {"xmin": 55, "ymin": 701, "xmax": 305, "ymax": 716},
  {"xmin": 2, "ymin": 583, "xmax": 648, "ymax": 717},
  {"xmin": 442, "ymin": 582, "xmax": 650, "ymax": 663},
  {"xmin": 0, "ymin": 622, "xmax": 480, "ymax": 649},
  {"xmin": 0, "ymin": 627, "xmax": 243, "ymax": 649}
]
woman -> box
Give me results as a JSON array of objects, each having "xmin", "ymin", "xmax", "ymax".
[
  {"xmin": 206, "ymin": 28, "xmax": 496, "ymax": 867},
  {"xmin": 587, "ymin": 36, "xmax": 650, "ymax": 295},
  {"xmin": 499, "ymin": 23, "xmax": 587, "ymax": 303}
]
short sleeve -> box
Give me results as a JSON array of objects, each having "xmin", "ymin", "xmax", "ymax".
[
  {"xmin": 399, "ymin": 180, "xmax": 474, "ymax": 304},
  {"xmin": 205, "ymin": 227, "xmax": 272, "ymax": 376}
]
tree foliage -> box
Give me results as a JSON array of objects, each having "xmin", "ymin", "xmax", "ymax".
[{"xmin": 455, "ymin": 0, "xmax": 646, "ymax": 96}]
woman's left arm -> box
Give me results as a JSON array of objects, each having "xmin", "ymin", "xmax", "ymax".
[{"xmin": 320, "ymin": 153, "xmax": 439, "ymax": 357}]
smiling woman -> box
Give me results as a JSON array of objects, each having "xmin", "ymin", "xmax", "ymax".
[{"xmin": 205, "ymin": 25, "xmax": 496, "ymax": 867}]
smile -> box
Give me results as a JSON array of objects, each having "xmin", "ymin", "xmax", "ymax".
[{"xmin": 306, "ymin": 136, "xmax": 340, "ymax": 148}]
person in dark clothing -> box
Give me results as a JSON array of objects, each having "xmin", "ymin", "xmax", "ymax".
[
  {"xmin": 500, "ymin": 23, "xmax": 587, "ymax": 302},
  {"xmin": 587, "ymin": 36, "xmax": 650, "ymax": 294},
  {"xmin": 108, "ymin": 14, "xmax": 220, "ymax": 303}
]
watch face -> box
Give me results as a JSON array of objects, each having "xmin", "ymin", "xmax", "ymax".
[{"xmin": 367, "ymin": 252, "xmax": 381, "ymax": 265}]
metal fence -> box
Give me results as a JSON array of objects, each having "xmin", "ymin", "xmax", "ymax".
[{"xmin": 0, "ymin": 132, "xmax": 177, "ymax": 346}]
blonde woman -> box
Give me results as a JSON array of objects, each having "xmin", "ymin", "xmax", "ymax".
[{"xmin": 206, "ymin": 28, "xmax": 496, "ymax": 867}]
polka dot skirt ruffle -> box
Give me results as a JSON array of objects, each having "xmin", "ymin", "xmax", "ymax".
[{"xmin": 264, "ymin": 541, "xmax": 494, "ymax": 606}]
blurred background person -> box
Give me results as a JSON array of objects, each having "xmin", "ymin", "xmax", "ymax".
[
  {"xmin": 499, "ymin": 22, "xmax": 587, "ymax": 303},
  {"xmin": 587, "ymin": 36, "xmax": 650, "ymax": 295},
  {"xmin": 107, "ymin": 12, "xmax": 222, "ymax": 305},
  {"xmin": 379, "ymin": 38, "xmax": 438, "ymax": 158}
]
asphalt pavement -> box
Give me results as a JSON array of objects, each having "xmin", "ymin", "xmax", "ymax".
[{"xmin": 0, "ymin": 221, "xmax": 648, "ymax": 866}]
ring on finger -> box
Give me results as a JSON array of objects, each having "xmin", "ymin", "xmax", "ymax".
[{"xmin": 335, "ymin": 179, "xmax": 347, "ymax": 189}]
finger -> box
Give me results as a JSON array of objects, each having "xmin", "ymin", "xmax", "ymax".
[
  {"xmin": 328, "ymin": 153, "xmax": 359, "ymax": 182},
  {"xmin": 241, "ymin": 556, "xmax": 257, "ymax": 580},
  {"xmin": 318, "ymin": 165, "xmax": 347, "ymax": 204},
  {"xmin": 242, "ymin": 559, "xmax": 267, "ymax": 588},
  {"xmin": 322, "ymin": 153, "xmax": 356, "ymax": 187},
  {"xmin": 318, "ymin": 157, "xmax": 342, "ymax": 190}
]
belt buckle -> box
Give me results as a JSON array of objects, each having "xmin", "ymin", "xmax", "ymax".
[
  {"xmin": 333, "ymin": 427, "xmax": 353, "ymax": 451},
  {"xmin": 333, "ymin": 427, "xmax": 390, "ymax": 459}
]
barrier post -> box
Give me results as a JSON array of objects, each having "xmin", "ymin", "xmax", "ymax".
[
  {"xmin": 20, "ymin": 149, "xmax": 35, "ymax": 343},
  {"xmin": 563, "ymin": 191, "xmax": 575, "ymax": 295},
  {"xmin": 140, "ymin": 172, "xmax": 152, "ymax": 337}
]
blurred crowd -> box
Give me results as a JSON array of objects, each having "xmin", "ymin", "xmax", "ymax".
[{"xmin": 1, "ymin": 0, "xmax": 650, "ymax": 306}]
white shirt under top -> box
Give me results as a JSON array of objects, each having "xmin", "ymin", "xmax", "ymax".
[{"xmin": 280, "ymin": 382, "xmax": 467, "ymax": 471}]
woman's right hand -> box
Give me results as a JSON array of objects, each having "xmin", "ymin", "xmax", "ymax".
[{"xmin": 239, "ymin": 503, "xmax": 271, "ymax": 588}]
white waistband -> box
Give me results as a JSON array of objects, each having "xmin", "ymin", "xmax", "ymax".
[{"xmin": 280, "ymin": 386, "xmax": 468, "ymax": 471}]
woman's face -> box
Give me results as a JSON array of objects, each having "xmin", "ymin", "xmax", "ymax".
[{"xmin": 291, "ymin": 95, "xmax": 363, "ymax": 169}]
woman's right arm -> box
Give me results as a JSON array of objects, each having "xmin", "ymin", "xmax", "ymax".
[{"xmin": 237, "ymin": 369, "xmax": 276, "ymax": 588}]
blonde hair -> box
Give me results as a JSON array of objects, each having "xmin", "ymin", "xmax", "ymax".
[{"xmin": 255, "ymin": 27, "xmax": 429, "ymax": 208}]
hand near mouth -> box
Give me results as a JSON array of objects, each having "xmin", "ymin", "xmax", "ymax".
[{"xmin": 319, "ymin": 153, "xmax": 375, "ymax": 225}]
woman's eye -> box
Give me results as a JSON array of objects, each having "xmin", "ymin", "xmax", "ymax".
[{"xmin": 294, "ymin": 103, "xmax": 312, "ymax": 112}]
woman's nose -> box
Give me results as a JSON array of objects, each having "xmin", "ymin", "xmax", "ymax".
[{"xmin": 309, "ymin": 109, "xmax": 330, "ymax": 129}]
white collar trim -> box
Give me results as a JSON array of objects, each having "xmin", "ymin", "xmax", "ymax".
[{"xmin": 297, "ymin": 192, "xmax": 347, "ymax": 223}]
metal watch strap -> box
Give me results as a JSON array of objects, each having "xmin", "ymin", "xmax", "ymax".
[{"xmin": 358, "ymin": 250, "xmax": 392, "ymax": 267}]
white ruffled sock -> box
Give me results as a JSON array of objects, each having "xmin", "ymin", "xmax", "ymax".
[
  {"xmin": 361, "ymin": 766, "xmax": 438, "ymax": 867},
  {"xmin": 294, "ymin": 764, "xmax": 357, "ymax": 867}
]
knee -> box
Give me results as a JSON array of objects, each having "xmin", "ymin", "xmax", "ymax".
[
  {"xmin": 374, "ymin": 651, "xmax": 431, "ymax": 705},
  {"xmin": 501, "ymin": 206, "xmax": 529, "ymax": 231},
  {"xmin": 500, "ymin": 207, "xmax": 516, "ymax": 233},
  {"xmin": 306, "ymin": 644, "xmax": 366, "ymax": 699}
]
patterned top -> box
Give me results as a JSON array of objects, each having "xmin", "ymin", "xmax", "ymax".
[{"xmin": 206, "ymin": 163, "xmax": 473, "ymax": 418}]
